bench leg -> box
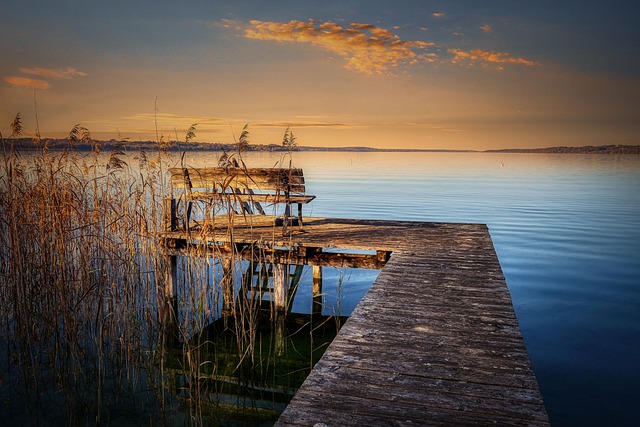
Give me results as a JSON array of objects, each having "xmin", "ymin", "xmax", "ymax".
[{"xmin": 163, "ymin": 198, "xmax": 177, "ymax": 231}]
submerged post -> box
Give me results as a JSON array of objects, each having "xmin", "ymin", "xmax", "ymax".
[
  {"xmin": 162, "ymin": 254, "xmax": 179, "ymax": 345},
  {"xmin": 312, "ymin": 265, "xmax": 323, "ymax": 316},
  {"xmin": 273, "ymin": 263, "xmax": 288, "ymax": 313}
]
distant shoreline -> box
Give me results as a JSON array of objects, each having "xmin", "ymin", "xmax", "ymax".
[{"xmin": 4, "ymin": 138, "xmax": 640, "ymax": 154}]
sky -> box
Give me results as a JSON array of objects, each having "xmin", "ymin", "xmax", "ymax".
[{"xmin": 1, "ymin": 0, "xmax": 639, "ymax": 150}]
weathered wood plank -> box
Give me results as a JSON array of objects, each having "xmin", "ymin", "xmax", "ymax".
[
  {"xmin": 275, "ymin": 391, "xmax": 548, "ymax": 426},
  {"xmin": 296, "ymin": 366, "xmax": 549, "ymax": 421},
  {"xmin": 188, "ymin": 191, "xmax": 315, "ymax": 204}
]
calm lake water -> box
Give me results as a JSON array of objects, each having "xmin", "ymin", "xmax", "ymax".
[{"xmin": 179, "ymin": 150, "xmax": 640, "ymax": 426}]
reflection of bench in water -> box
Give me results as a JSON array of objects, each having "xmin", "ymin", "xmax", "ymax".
[
  {"xmin": 166, "ymin": 167, "xmax": 316, "ymax": 233},
  {"xmin": 240, "ymin": 260, "xmax": 304, "ymax": 314}
]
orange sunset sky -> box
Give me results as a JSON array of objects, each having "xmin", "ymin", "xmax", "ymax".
[{"xmin": 1, "ymin": 0, "xmax": 639, "ymax": 150}]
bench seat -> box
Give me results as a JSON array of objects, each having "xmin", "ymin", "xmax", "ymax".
[{"xmin": 188, "ymin": 191, "xmax": 316, "ymax": 205}]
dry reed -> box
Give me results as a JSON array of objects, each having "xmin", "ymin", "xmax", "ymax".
[{"xmin": 0, "ymin": 119, "xmax": 340, "ymax": 425}]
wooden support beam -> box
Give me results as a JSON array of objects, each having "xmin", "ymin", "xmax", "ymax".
[{"xmin": 160, "ymin": 238, "xmax": 389, "ymax": 270}]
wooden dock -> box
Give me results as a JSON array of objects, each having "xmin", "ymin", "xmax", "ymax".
[{"xmin": 160, "ymin": 216, "xmax": 549, "ymax": 426}]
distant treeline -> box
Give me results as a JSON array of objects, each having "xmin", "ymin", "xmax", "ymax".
[
  {"xmin": 2, "ymin": 138, "xmax": 468, "ymax": 153},
  {"xmin": 485, "ymin": 145, "xmax": 640, "ymax": 154},
  {"xmin": 4, "ymin": 138, "xmax": 640, "ymax": 154},
  {"xmin": 3, "ymin": 138, "xmax": 296, "ymax": 153}
]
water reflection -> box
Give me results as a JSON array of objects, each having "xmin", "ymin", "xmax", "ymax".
[{"xmin": 161, "ymin": 254, "xmax": 366, "ymax": 425}]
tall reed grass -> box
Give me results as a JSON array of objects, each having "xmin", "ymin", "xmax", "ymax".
[
  {"xmin": 0, "ymin": 119, "xmax": 181, "ymax": 424},
  {"xmin": 0, "ymin": 119, "xmax": 341, "ymax": 425}
]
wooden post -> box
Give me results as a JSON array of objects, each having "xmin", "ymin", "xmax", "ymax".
[
  {"xmin": 312, "ymin": 265, "xmax": 323, "ymax": 316},
  {"xmin": 182, "ymin": 168, "xmax": 193, "ymax": 231},
  {"xmin": 274, "ymin": 311, "xmax": 286, "ymax": 356},
  {"xmin": 282, "ymin": 203, "xmax": 290, "ymax": 236},
  {"xmin": 273, "ymin": 263, "xmax": 288, "ymax": 314},
  {"xmin": 163, "ymin": 198, "xmax": 176, "ymax": 231},
  {"xmin": 162, "ymin": 254, "xmax": 179, "ymax": 345}
]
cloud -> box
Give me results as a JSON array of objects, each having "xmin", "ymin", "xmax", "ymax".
[
  {"xmin": 218, "ymin": 19, "xmax": 242, "ymax": 30},
  {"xmin": 125, "ymin": 113, "xmax": 224, "ymax": 127},
  {"xmin": 3, "ymin": 76, "xmax": 50, "ymax": 90},
  {"xmin": 254, "ymin": 121, "xmax": 354, "ymax": 128},
  {"xmin": 225, "ymin": 19, "xmax": 540, "ymax": 74},
  {"xmin": 448, "ymin": 48, "xmax": 540, "ymax": 69},
  {"xmin": 242, "ymin": 19, "xmax": 436, "ymax": 74},
  {"xmin": 3, "ymin": 66, "xmax": 87, "ymax": 90},
  {"xmin": 432, "ymin": 13, "xmax": 445, "ymax": 18},
  {"xmin": 19, "ymin": 66, "xmax": 88, "ymax": 80},
  {"xmin": 480, "ymin": 24, "xmax": 493, "ymax": 33}
]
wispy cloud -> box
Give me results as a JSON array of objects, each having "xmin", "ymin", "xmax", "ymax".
[
  {"xmin": 448, "ymin": 48, "xmax": 540, "ymax": 69},
  {"xmin": 224, "ymin": 19, "xmax": 539, "ymax": 74},
  {"xmin": 242, "ymin": 19, "xmax": 436, "ymax": 74},
  {"xmin": 480, "ymin": 24, "xmax": 493, "ymax": 33},
  {"xmin": 432, "ymin": 12, "xmax": 445, "ymax": 18},
  {"xmin": 3, "ymin": 76, "xmax": 50, "ymax": 90},
  {"xmin": 254, "ymin": 121, "xmax": 356, "ymax": 128},
  {"xmin": 19, "ymin": 66, "xmax": 88, "ymax": 80},
  {"xmin": 125, "ymin": 113, "xmax": 224, "ymax": 127},
  {"xmin": 3, "ymin": 66, "xmax": 87, "ymax": 90}
]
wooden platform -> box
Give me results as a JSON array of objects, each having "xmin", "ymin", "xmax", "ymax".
[{"xmin": 160, "ymin": 216, "xmax": 549, "ymax": 426}]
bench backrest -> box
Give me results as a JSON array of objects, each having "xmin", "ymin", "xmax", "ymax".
[{"xmin": 169, "ymin": 167, "xmax": 307, "ymax": 195}]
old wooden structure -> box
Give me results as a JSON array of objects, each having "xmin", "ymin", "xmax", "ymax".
[
  {"xmin": 160, "ymin": 214, "xmax": 549, "ymax": 425},
  {"xmin": 160, "ymin": 166, "xmax": 549, "ymax": 425},
  {"xmin": 167, "ymin": 166, "xmax": 315, "ymax": 233}
]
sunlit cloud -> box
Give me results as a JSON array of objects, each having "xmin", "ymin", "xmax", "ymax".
[
  {"xmin": 19, "ymin": 66, "xmax": 88, "ymax": 80},
  {"xmin": 109, "ymin": 113, "xmax": 229, "ymax": 141},
  {"xmin": 402, "ymin": 121, "xmax": 465, "ymax": 132},
  {"xmin": 480, "ymin": 24, "xmax": 493, "ymax": 33},
  {"xmin": 3, "ymin": 66, "xmax": 87, "ymax": 90},
  {"xmin": 218, "ymin": 19, "xmax": 242, "ymax": 30},
  {"xmin": 432, "ymin": 12, "xmax": 445, "ymax": 18},
  {"xmin": 242, "ymin": 19, "xmax": 436, "ymax": 74},
  {"xmin": 225, "ymin": 19, "xmax": 540, "ymax": 74},
  {"xmin": 448, "ymin": 48, "xmax": 540, "ymax": 69},
  {"xmin": 254, "ymin": 121, "xmax": 356, "ymax": 128},
  {"xmin": 122, "ymin": 113, "xmax": 228, "ymax": 137},
  {"xmin": 3, "ymin": 76, "xmax": 50, "ymax": 90}
]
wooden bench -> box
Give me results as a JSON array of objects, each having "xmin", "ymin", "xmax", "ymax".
[{"xmin": 165, "ymin": 167, "xmax": 315, "ymax": 232}]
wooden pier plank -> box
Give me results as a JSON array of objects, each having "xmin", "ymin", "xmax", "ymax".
[{"xmin": 279, "ymin": 218, "xmax": 547, "ymax": 426}]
